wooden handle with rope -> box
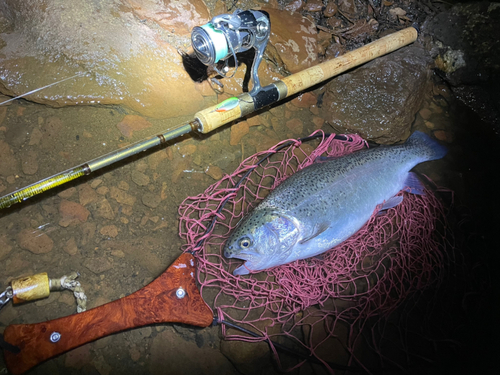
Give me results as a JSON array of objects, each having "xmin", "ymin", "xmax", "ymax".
[{"xmin": 3, "ymin": 253, "xmax": 213, "ymax": 375}]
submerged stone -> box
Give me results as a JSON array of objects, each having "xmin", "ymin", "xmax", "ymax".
[{"xmin": 321, "ymin": 45, "xmax": 432, "ymax": 144}]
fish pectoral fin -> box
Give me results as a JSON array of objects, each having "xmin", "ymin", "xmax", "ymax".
[
  {"xmin": 299, "ymin": 222, "xmax": 330, "ymax": 244},
  {"xmin": 233, "ymin": 263, "xmax": 250, "ymax": 276},
  {"xmin": 380, "ymin": 195, "xmax": 404, "ymax": 211},
  {"xmin": 403, "ymin": 172, "xmax": 426, "ymax": 195}
]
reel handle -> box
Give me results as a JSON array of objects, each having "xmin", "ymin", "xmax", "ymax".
[{"xmin": 3, "ymin": 253, "xmax": 213, "ymax": 375}]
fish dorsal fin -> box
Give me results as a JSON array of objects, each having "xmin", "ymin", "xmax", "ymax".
[
  {"xmin": 403, "ymin": 172, "xmax": 426, "ymax": 195},
  {"xmin": 299, "ymin": 222, "xmax": 329, "ymax": 244}
]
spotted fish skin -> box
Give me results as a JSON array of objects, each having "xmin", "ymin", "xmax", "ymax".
[{"xmin": 223, "ymin": 131, "xmax": 446, "ymax": 276}]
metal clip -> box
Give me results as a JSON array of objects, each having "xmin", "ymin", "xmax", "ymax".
[{"xmin": 0, "ymin": 286, "xmax": 13, "ymax": 311}]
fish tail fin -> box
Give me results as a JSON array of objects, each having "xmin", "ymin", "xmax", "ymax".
[{"xmin": 407, "ymin": 131, "xmax": 447, "ymax": 161}]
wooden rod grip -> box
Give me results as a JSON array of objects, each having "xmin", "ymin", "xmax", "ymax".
[
  {"xmin": 194, "ymin": 27, "xmax": 417, "ymax": 134},
  {"xmin": 3, "ymin": 253, "xmax": 213, "ymax": 375}
]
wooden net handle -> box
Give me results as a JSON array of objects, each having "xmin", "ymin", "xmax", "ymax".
[{"xmin": 3, "ymin": 253, "xmax": 213, "ymax": 375}]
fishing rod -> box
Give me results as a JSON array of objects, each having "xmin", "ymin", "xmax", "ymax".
[{"xmin": 0, "ymin": 18, "xmax": 417, "ymax": 210}]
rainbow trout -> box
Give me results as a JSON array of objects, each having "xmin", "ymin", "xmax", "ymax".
[{"xmin": 224, "ymin": 131, "xmax": 446, "ymax": 276}]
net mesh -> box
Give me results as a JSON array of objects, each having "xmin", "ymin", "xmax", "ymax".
[{"xmin": 179, "ymin": 131, "xmax": 453, "ymax": 373}]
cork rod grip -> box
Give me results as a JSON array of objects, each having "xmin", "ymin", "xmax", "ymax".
[
  {"xmin": 281, "ymin": 27, "xmax": 418, "ymax": 97},
  {"xmin": 194, "ymin": 27, "xmax": 417, "ymax": 134}
]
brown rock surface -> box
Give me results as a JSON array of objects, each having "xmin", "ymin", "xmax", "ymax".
[
  {"xmin": 0, "ymin": 0, "xmax": 207, "ymax": 119},
  {"xmin": 116, "ymin": 115, "xmax": 152, "ymax": 139},
  {"xmin": 230, "ymin": 121, "xmax": 250, "ymax": 146},
  {"xmin": 59, "ymin": 199, "xmax": 90, "ymax": 226},
  {"xmin": 17, "ymin": 228, "xmax": 54, "ymax": 254},
  {"xmin": 321, "ymin": 46, "xmax": 431, "ymax": 144},
  {"xmin": 0, "ymin": 140, "xmax": 20, "ymax": 177}
]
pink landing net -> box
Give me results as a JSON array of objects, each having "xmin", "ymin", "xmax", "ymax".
[{"xmin": 179, "ymin": 131, "xmax": 451, "ymax": 373}]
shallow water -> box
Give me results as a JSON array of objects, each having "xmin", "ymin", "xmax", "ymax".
[{"xmin": 0, "ymin": 71, "xmax": 497, "ymax": 374}]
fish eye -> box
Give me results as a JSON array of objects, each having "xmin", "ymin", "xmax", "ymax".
[{"xmin": 239, "ymin": 237, "xmax": 251, "ymax": 248}]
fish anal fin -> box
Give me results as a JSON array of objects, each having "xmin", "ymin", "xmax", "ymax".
[
  {"xmin": 380, "ymin": 196, "xmax": 404, "ymax": 211},
  {"xmin": 299, "ymin": 222, "xmax": 329, "ymax": 244},
  {"xmin": 403, "ymin": 172, "xmax": 426, "ymax": 195}
]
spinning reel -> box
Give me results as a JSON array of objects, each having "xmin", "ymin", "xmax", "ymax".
[{"xmin": 191, "ymin": 9, "xmax": 271, "ymax": 95}]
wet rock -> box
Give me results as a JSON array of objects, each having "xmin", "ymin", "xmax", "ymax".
[
  {"xmin": 321, "ymin": 45, "xmax": 431, "ymax": 144},
  {"xmin": 117, "ymin": 181, "xmax": 129, "ymax": 191},
  {"xmin": 433, "ymin": 130, "xmax": 453, "ymax": 143},
  {"xmin": 128, "ymin": 0, "xmax": 210, "ymax": 36},
  {"xmin": 95, "ymin": 198, "xmax": 115, "ymax": 220},
  {"xmin": 338, "ymin": 0, "xmax": 356, "ymax": 17},
  {"xmin": 220, "ymin": 339, "xmax": 271, "ymax": 375},
  {"xmin": 20, "ymin": 150, "xmax": 38, "ymax": 175},
  {"xmin": 64, "ymin": 237, "xmax": 79, "ymax": 256},
  {"xmin": 100, "ymin": 225, "xmax": 119, "ymax": 238},
  {"xmin": 90, "ymin": 179, "xmax": 103, "ymax": 189},
  {"xmin": 425, "ymin": 121, "xmax": 435, "ymax": 129},
  {"xmin": 426, "ymin": 2, "xmax": 500, "ymax": 126},
  {"xmin": 129, "ymin": 347, "xmax": 141, "ymax": 362},
  {"xmin": 96, "ymin": 186, "xmax": 109, "ymax": 196},
  {"xmin": 246, "ymin": 115, "xmax": 261, "ymax": 127},
  {"xmin": 111, "ymin": 250, "xmax": 125, "ymax": 258},
  {"xmin": 40, "ymin": 117, "xmax": 63, "ymax": 149},
  {"xmin": 312, "ymin": 116, "xmax": 325, "ymax": 129},
  {"xmin": 127, "ymin": 326, "xmax": 152, "ymax": 342},
  {"xmin": 285, "ymin": 0, "xmax": 304, "ymax": 12},
  {"xmin": 142, "ymin": 192, "xmax": 161, "ymax": 208},
  {"xmin": 92, "ymin": 354, "xmax": 112, "ymax": 375},
  {"xmin": 28, "ymin": 127, "xmax": 43, "ymax": 145},
  {"xmin": 17, "ymin": 228, "xmax": 54, "ymax": 254},
  {"xmin": 230, "ymin": 121, "xmax": 249, "ymax": 145},
  {"xmin": 419, "ymin": 108, "xmax": 432, "ymax": 121},
  {"xmin": 59, "ymin": 199, "xmax": 90, "ymax": 227},
  {"xmin": 205, "ymin": 165, "xmax": 223, "ymax": 180},
  {"xmin": 148, "ymin": 150, "xmax": 169, "ymax": 170},
  {"xmin": 0, "ymin": 106, "xmax": 6, "ymax": 125},
  {"xmin": 291, "ymin": 92, "xmax": 317, "ymax": 108},
  {"xmin": 58, "ymin": 291, "xmax": 76, "ymax": 307},
  {"xmin": 286, "ymin": 118, "xmax": 303, "ymax": 135},
  {"xmin": 83, "ymin": 257, "xmax": 113, "ymax": 274},
  {"xmin": 324, "ymin": 2, "xmax": 338, "ymax": 17},
  {"xmin": 160, "ymin": 182, "xmax": 169, "ymax": 201},
  {"xmin": 0, "ymin": 235, "xmax": 13, "ymax": 260},
  {"xmin": 265, "ymin": 8, "xmax": 319, "ymax": 73},
  {"xmin": 79, "ymin": 183, "xmax": 99, "ymax": 206},
  {"xmin": 0, "ymin": 140, "xmax": 20, "ymax": 177},
  {"xmin": 58, "ymin": 186, "xmax": 77, "ymax": 199},
  {"xmin": 110, "ymin": 186, "xmax": 136, "ymax": 206},
  {"xmin": 131, "ymin": 170, "xmax": 150, "ymax": 186},
  {"xmin": 427, "ymin": 2, "xmax": 500, "ymax": 87},
  {"xmin": 116, "ymin": 115, "xmax": 152, "ymax": 139},
  {"xmin": 65, "ymin": 343, "xmax": 92, "ymax": 369},
  {"xmin": 304, "ymin": 0, "xmax": 323, "ymax": 12},
  {"xmin": 80, "ymin": 222, "xmax": 96, "ymax": 246},
  {"xmin": 0, "ymin": 0, "xmax": 207, "ymax": 119},
  {"xmin": 150, "ymin": 330, "xmax": 235, "ymax": 375},
  {"xmin": 177, "ymin": 143, "xmax": 197, "ymax": 157},
  {"xmin": 327, "ymin": 17, "xmax": 342, "ymax": 29}
]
